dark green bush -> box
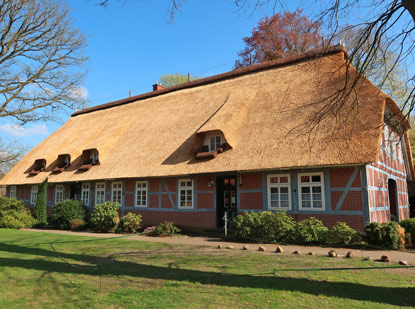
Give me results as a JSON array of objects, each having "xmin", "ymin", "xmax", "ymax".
[
  {"xmin": 153, "ymin": 221, "xmax": 181, "ymax": 237},
  {"xmin": 0, "ymin": 197, "xmax": 36, "ymax": 229},
  {"xmin": 325, "ymin": 222, "xmax": 362, "ymax": 245},
  {"xmin": 230, "ymin": 211, "xmax": 295, "ymax": 243},
  {"xmin": 400, "ymin": 218, "xmax": 415, "ymax": 243},
  {"xmin": 34, "ymin": 179, "xmax": 48, "ymax": 225},
  {"xmin": 365, "ymin": 221, "xmax": 404, "ymax": 249},
  {"xmin": 90, "ymin": 201, "xmax": 120, "ymax": 233},
  {"xmin": 295, "ymin": 217, "xmax": 328, "ymax": 245},
  {"xmin": 50, "ymin": 199, "xmax": 87, "ymax": 230},
  {"xmin": 120, "ymin": 212, "xmax": 142, "ymax": 233}
]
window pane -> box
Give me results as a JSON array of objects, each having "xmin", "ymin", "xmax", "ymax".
[
  {"xmin": 280, "ymin": 193, "xmax": 289, "ymax": 201},
  {"xmin": 280, "ymin": 176, "xmax": 288, "ymax": 183},
  {"xmin": 271, "ymin": 201, "xmax": 279, "ymax": 208},
  {"xmin": 312, "ymin": 194, "xmax": 322, "ymax": 201},
  {"xmin": 180, "ymin": 181, "xmax": 186, "ymax": 186},
  {"xmin": 302, "ymin": 194, "xmax": 311, "ymax": 201},
  {"xmin": 312, "ymin": 186, "xmax": 321, "ymax": 193},
  {"xmin": 270, "ymin": 177, "xmax": 278, "ymax": 183},
  {"xmin": 301, "ymin": 187, "xmax": 310, "ymax": 193},
  {"xmin": 270, "ymin": 194, "xmax": 278, "ymax": 201},
  {"xmin": 312, "ymin": 175, "xmax": 321, "ymax": 182},
  {"xmin": 313, "ymin": 201, "xmax": 322, "ymax": 208},
  {"xmin": 187, "ymin": 181, "xmax": 192, "ymax": 187},
  {"xmin": 280, "ymin": 187, "xmax": 288, "ymax": 193},
  {"xmin": 302, "ymin": 201, "xmax": 311, "ymax": 208},
  {"xmin": 181, "ymin": 201, "xmax": 185, "ymax": 206},
  {"xmin": 301, "ymin": 176, "xmax": 310, "ymax": 183},
  {"xmin": 270, "ymin": 187, "xmax": 278, "ymax": 194},
  {"xmin": 280, "ymin": 201, "xmax": 289, "ymax": 208}
]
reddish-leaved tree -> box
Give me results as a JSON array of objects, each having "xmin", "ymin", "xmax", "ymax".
[{"xmin": 234, "ymin": 9, "xmax": 325, "ymax": 68}]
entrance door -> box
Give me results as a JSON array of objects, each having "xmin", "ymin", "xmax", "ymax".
[
  {"xmin": 388, "ymin": 179, "xmax": 398, "ymax": 221},
  {"xmin": 216, "ymin": 176, "xmax": 237, "ymax": 227},
  {"xmin": 70, "ymin": 183, "xmax": 81, "ymax": 200}
]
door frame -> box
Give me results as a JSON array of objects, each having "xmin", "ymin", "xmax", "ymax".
[{"xmin": 216, "ymin": 175, "xmax": 238, "ymax": 227}]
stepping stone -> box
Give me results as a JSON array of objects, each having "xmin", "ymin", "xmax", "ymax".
[
  {"xmin": 258, "ymin": 246, "xmax": 266, "ymax": 252},
  {"xmin": 328, "ymin": 250, "xmax": 337, "ymax": 257},
  {"xmin": 217, "ymin": 245, "xmax": 223, "ymax": 249},
  {"xmin": 381, "ymin": 255, "xmax": 390, "ymax": 262},
  {"xmin": 346, "ymin": 251, "xmax": 354, "ymax": 258},
  {"xmin": 363, "ymin": 256, "xmax": 371, "ymax": 261},
  {"xmin": 399, "ymin": 260, "xmax": 408, "ymax": 266},
  {"xmin": 226, "ymin": 245, "xmax": 234, "ymax": 250},
  {"xmin": 307, "ymin": 252, "xmax": 315, "ymax": 256},
  {"xmin": 275, "ymin": 246, "xmax": 284, "ymax": 253},
  {"xmin": 292, "ymin": 250, "xmax": 299, "ymax": 255},
  {"xmin": 242, "ymin": 245, "xmax": 249, "ymax": 250}
]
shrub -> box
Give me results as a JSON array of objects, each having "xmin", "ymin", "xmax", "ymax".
[
  {"xmin": 400, "ymin": 218, "xmax": 415, "ymax": 244},
  {"xmin": 120, "ymin": 212, "xmax": 142, "ymax": 233},
  {"xmin": 153, "ymin": 221, "xmax": 181, "ymax": 237},
  {"xmin": 295, "ymin": 217, "xmax": 328, "ymax": 245},
  {"xmin": 34, "ymin": 179, "xmax": 48, "ymax": 225},
  {"xmin": 69, "ymin": 219, "xmax": 85, "ymax": 231},
  {"xmin": 90, "ymin": 201, "xmax": 120, "ymax": 233},
  {"xmin": 0, "ymin": 197, "xmax": 36, "ymax": 229},
  {"xmin": 325, "ymin": 222, "xmax": 362, "ymax": 245},
  {"xmin": 51, "ymin": 199, "xmax": 87, "ymax": 230},
  {"xmin": 365, "ymin": 221, "xmax": 404, "ymax": 249},
  {"xmin": 230, "ymin": 211, "xmax": 295, "ymax": 243}
]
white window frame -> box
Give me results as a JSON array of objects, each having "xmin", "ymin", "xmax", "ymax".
[
  {"xmin": 267, "ymin": 174, "xmax": 291, "ymax": 210},
  {"xmin": 9, "ymin": 186, "xmax": 16, "ymax": 199},
  {"xmin": 111, "ymin": 182, "xmax": 123, "ymax": 205},
  {"xmin": 55, "ymin": 185, "xmax": 64, "ymax": 204},
  {"xmin": 135, "ymin": 181, "xmax": 148, "ymax": 207},
  {"xmin": 95, "ymin": 182, "xmax": 106, "ymax": 205},
  {"xmin": 178, "ymin": 179, "xmax": 194, "ymax": 209},
  {"xmin": 30, "ymin": 185, "xmax": 38, "ymax": 204},
  {"xmin": 298, "ymin": 172, "xmax": 325, "ymax": 211},
  {"xmin": 203, "ymin": 132, "xmax": 224, "ymax": 152},
  {"xmin": 81, "ymin": 183, "xmax": 90, "ymax": 206}
]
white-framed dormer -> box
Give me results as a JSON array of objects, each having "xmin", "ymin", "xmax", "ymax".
[
  {"xmin": 135, "ymin": 181, "xmax": 148, "ymax": 207},
  {"xmin": 298, "ymin": 172, "xmax": 325, "ymax": 211},
  {"xmin": 178, "ymin": 179, "xmax": 194, "ymax": 209},
  {"xmin": 267, "ymin": 174, "xmax": 291, "ymax": 210},
  {"xmin": 203, "ymin": 131, "xmax": 225, "ymax": 152}
]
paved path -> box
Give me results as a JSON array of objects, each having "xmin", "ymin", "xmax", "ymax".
[{"xmin": 28, "ymin": 229, "xmax": 415, "ymax": 264}]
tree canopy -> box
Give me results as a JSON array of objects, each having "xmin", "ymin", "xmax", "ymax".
[
  {"xmin": 159, "ymin": 73, "xmax": 202, "ymax": 88},
  {"xmin": 0, "ymin": 0, "xmax": 88, "ymax": 123},
  {"xmin": 234, "ymin": 10, "xmax": 325, "ymax": 68}
]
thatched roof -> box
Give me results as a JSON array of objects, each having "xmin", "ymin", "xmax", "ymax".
[{"xmin": 2, "ymin": 46, "xmax": 412, "ymax": 185}]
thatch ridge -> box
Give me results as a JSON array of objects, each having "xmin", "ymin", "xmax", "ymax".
[{"xmin": 72, "ymin": 45, "xmax": 348, "ymax": 117}]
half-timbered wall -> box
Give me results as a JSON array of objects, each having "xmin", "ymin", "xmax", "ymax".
[{"xmin": 367, "ymin": 124, "xmax": 410, "ymax": 222}]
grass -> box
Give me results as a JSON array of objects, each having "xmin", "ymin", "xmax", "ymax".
[{"xmin": 0, "ymin": 229, "xmax": 415, "ymax": 308}]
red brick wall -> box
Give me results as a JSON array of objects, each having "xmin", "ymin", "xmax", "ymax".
[
  {"xmin": 240, "ymin": 173, "xmax": 262, "ymax": 190},
  {"xmin": 125, "ymin": 210, "xmax": 217, "ymax": 230},
  {"xmin": 197, "ymin": 193, "xmax": 214, "ymax": 209},
  {"xmin": 240, "ymin": 192, "xmax": 263, "ymax": 210},
  {"xmin": 294, "ymin": 214, "xmax": 365, "ymax": 231}
]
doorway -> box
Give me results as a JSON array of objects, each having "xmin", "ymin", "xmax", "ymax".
[
  {"xmin": 70, "ymin": 183, "xmax": 81, "ymax": 200},
  {"xmin": 216, "ymin": 176, "xmax": 237, "ymax": 227},
  {"xmin": 388, "ymin": 179, "xmax": 398, "ymax": 221}
]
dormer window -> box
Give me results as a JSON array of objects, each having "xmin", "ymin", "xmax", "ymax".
[
  {"xmin": 78, "ymin": 149, "xmax": 99, "ymax": 171},
  {"xmin": 29, "ymin": 159, "xmax": 46, "ymax": 176},
  {"xmin": 209, "ymin": 135, "xmax": 222, "ymax": 152},
  {"xmin": 52, "ymin": 154, "xmax": 71, "ymax": 173},
  {"xmin": 194, "ymin": 131, "xmax": 228, "ymax": 160}
]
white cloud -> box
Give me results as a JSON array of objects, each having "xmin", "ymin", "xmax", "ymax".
[
  {"xmin": 69, "ymin": 86, "xmax": 88, "ymax": 99},
  {"xmin": 0, "ymin": 124, "xmax": 48, "ymax": 137}
]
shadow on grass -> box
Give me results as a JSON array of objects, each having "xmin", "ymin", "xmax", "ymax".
[{"xmin": 0, "ymin": 242, "xmax": 414, "ymax": 306}]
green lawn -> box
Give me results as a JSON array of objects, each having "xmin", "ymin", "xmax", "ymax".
[{"xmin": 0, "ymin": 229, "xmax": 414, "ymax": 308}]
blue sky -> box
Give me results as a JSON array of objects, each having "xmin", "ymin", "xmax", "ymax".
[{"xmin": 1, "ymin": 0, "xmax": 294, "ymax": 149}]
